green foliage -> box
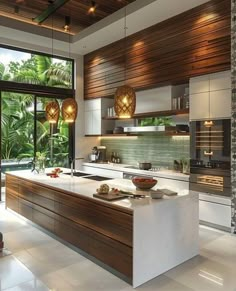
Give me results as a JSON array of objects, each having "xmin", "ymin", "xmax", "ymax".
[
  {"xmin": 1, "ymin": 52, "xmax": 71, "ymax": 167},
  {"xmin": 140, "ymin": 117, "xmax": 173, "ymax": 126}
]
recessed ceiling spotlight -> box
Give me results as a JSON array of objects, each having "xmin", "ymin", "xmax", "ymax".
[{"xmin": 88, "ymin": 1, "xmax": 97, "ymax": 14}]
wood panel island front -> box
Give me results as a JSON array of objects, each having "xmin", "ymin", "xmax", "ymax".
[{"xmin": 5, "ymin": 170, "xmax": 199, "ymax": 288}]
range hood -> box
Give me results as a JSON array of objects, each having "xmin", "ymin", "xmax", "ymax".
[{"xmin": 124, "ymin": 126, "xmax": 176, "ymax": 133}]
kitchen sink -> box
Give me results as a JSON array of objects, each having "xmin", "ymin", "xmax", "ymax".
[
  {"xmin": 63, "ymin": 172, "xmax": 91, "ymax": 177},
  {"xmin": 83, "ymin": 175, "xmax": 113, "ymax": 181}
]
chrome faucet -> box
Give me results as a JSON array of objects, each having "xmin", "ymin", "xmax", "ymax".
[{"xmin": 70, "ymin": 157, "xmax": 84, "ymax": 177}]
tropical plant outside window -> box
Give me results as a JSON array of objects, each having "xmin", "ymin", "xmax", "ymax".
[
  {"xmin": 0, "ymin": 47, "xmax": 73, "ymax": 172},
  {"xmin": 0, "ymin": 47, "xmax": 72, "ymax": 88}
]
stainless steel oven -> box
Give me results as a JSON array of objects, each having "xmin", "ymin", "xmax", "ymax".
[{"xmin": 190, "ymin": 119, "xmax": 231, "ymax": 197}]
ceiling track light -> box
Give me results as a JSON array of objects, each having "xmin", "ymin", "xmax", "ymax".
[
  {"xmin": 14, "ymin": 5, "xmax": 19, "ymax": 14},
  {"xmin": 63, "ymin": 15, "xmax": 71, "ymax": 32},
  {"xmin": 88, "ymin": 1, "xmax": 97, "ymax": 14}
]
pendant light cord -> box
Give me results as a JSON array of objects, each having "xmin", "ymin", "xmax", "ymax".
[
  {"xmin": 51, "ymin": 15, "xmax": 54, "ymax": 58},
  {"xmin": 124, "ymin": 2, "xmax": 127, "ymax": 85}
]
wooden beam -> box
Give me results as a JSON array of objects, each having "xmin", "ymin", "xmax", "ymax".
[{"xmin": 33, "ymin": 0, "xmax": 70, "ymax": 24}]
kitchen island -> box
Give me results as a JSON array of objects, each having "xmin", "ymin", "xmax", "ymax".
[{"xmin": 5, "ymin": 170, "xmax": 199, "ymax": 288}]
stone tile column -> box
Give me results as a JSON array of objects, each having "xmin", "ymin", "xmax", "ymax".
[{"xmin": 232, "ymin": 0, "xmax": 236, "ymax": 233}]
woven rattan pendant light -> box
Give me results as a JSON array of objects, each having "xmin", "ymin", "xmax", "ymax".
[
  {"xmin": 45, "ymin": 100, "xmax": 60, "ymax": 124},
  {"xmin": 114, "ymin": 3, "xmax": 136, "ymax": 119},
  {"xmin": 62, "ymin": 98, "xmax": 78, "ymax": 123}
]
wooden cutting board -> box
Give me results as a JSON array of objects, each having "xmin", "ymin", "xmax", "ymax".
[{"xmin": 93, "ymin": 193, "xmax": 128, "ymax": 201}]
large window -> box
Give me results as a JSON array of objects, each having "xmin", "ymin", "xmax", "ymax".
[
  {"xmin": 0, "ymin": 46, "xmax": 73, "ymax": 89},
  {"xmin": 0, "ymin": 45, "xmax": 75, "ymax": 201},
  {"xmin": 1, "ymin": 93, "xmax": 70, "ymax": 171}
]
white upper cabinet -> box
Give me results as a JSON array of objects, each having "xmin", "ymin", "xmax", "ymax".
[
  {"xmin": 209, "ymin": 71, "xmax": 231, "ymax": 91},
  {"xmin": 190, "ymin": 92, "xmax": 209, "ymax": 120},
  {"xmin": 189, "ymin": 74, "xmax": 210, "ymax": 94},
  {"xmin": 135, "ymin": 86, "xmax": 172, "ymax": 113},
  {"xmin": 84, "ymin": 98, "xmax": 114, "ymax": 135},
  {"xmin": 210, "ymin": 89, "xmax": 231, "ymax": 119},
  {"xmin": 190, "ymin": 70, "xmax": 231, "ymax": 120}
]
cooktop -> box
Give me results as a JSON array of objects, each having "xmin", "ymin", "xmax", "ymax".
[
  {"xmin": 83, "ymin": 175, "xmax": 113, "ymax": 181},
  {"xmin": 63, "ymin": 172, "xmax": 91, "ymax": 177}
]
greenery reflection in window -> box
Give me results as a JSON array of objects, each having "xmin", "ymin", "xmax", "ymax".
[
  {"xmin": 0, "ymin": 47, "xmax": 72, "ymax": 88},
  {"xmin": 1, "ymin": 93, "xmax": 69, "ymax": 172}
]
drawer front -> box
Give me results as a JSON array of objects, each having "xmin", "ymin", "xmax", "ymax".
[
  {"xmin": 199, "ymin": 200, "xmax": 231, "ymax": 228},
  {"xmin": 6, "ymin": 192, "xmax": 18, "ymax": 213},
  {"xmin": 55, "ymin": 216, "xmax": 132, "ymax": 279},
  {"xmin": 19, "ymin": 181, "xmax": 55, "ymax": 211},
  {"xmin": 56, "ymin": 192, "xmax": 133, "ymax": 247},
  {"xmin": 33, "ymin": 204, "xmax": 55, "ymax": 232},
  {"xmin": 19, "ymin": 198, "xmax": 33, "ymax": 221},
  {"xmin": 6, "ymin": 175, "xmax": 19, "ymax": 195}
]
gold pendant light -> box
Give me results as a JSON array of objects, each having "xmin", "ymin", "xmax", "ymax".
[
  {"xmin": 45, "ymin": 100, "xmax": 60, "ymax": 124},
  {"xmin": 62, "ymin": 98, "xmax": 78, "ymax": 123},
  {"xmin": 114, "ymin": 3, "xmax": 136, "ymax": 119},
  {"xmin": 114, "ymin": 85, "xmax": 136, "ymax": 118}
]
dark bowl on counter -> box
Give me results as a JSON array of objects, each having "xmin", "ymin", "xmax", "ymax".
[{"xmin": 132, "ymin": 177, "xmax": 157, "ymax": 190}]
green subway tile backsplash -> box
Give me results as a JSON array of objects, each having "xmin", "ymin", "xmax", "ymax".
[{"xmin": 101, "ymin": 135, "xmax": 190, "ymax": 168}]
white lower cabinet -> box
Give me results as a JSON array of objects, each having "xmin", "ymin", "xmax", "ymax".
[
  {"xmin": 82, "ymin": 165, "xmax": 123, "ymax": 179},
  {"xmin": 199, "ymin": 193, "xmax": 231, "ymax": 230}
]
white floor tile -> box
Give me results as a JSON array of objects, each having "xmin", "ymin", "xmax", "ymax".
[
  {"xmin": 3, "ymin": 279, "xmax": 49, "ymax": 291},
  {"xmin": 0, "ymin": 256, "xmax": 35, "ymax": 290},
  {"xmin": 1, "ymin": 206, "xmax": 236, "ymax": 291}
]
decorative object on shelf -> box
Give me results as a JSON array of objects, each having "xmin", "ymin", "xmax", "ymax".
[
  {"xmin": 114, "ymin": 3, "xmax": 136, "ymax": 119},
  {"xmin": 45, "ymin": 100, "xmax": 60, "ymax": 124},
  {"xmin": 62, "ymin": 98, "xmax": 78, "ymax": 123}
]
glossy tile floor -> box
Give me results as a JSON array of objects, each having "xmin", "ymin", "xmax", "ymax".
[{"xmin": 1, "ymin": 202, "xmax": 236, "ymax": 291}]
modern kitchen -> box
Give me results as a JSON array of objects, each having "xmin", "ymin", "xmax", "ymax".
[{"xmin": 1, "ymin": 0, "xmax": 236, "ymax": 290}]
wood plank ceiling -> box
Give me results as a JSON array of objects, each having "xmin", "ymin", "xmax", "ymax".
[
  {"xmin": 84, "ymin": 0, "xmax": 231, "ymax": 99},
  {"xmin": 0, "ymin": 0, "xmax": 136, "ymax": 34}
]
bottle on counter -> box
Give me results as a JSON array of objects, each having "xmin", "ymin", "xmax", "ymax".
[
  {"xmin": 110, "ymin": 152, "xmax": 115, "ymax": 163},
  {"xmin": 112, "ymin": 152, "xmax": 117, "ymax": 163},
  {"xmin": 116, "ymin": 154, "xmax": 121, "ymax": 164}
]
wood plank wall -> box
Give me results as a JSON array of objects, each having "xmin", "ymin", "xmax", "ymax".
[{"xmin": 84, "ymin": 0, "xmax": 230, "ymax": 99}]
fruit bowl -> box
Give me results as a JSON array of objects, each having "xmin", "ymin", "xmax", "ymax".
[{"xmin": 132, "ymin": 177, "xmax": 157, "ymax": 190}]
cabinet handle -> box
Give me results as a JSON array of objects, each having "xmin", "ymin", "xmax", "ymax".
[{"xmin": 204, "ymin": 151, "xmax": 213, "ymax": 156}]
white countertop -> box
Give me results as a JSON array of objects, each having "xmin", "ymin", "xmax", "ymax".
[
  {"xmin": 83, "ymin": 162, "xmax": 189, "ymax": 182},
  {"xmin": 7, "ymin": 169, "xmax": 191, "ymax": 211}
]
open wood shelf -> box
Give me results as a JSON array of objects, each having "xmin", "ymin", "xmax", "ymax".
[{"xmin": 102, "ymin": 108, "xmax": 189, "ymax": 120}]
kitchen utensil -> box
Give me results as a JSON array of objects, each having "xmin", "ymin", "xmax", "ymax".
[
  {"xmin": 113, "ymin": 126, "xmax": 124, "ymax": 134},
  {"xmin": 160, "ymin": 189, "xmax": 177, "ymax": 196},
  {"xmin": 93, "ymin": 193, "xmax": 128, "ymax": 201},
  {"xmin": 138, "ymin": 162, "xmax": 152, "ymax": 170},
  {"xmin": 119, "ymin": 190, "xmax": 147, "ymax": 198},
  {"xmin": 131, "ymin": 177, "xmax": 157, "ymax": 190}
]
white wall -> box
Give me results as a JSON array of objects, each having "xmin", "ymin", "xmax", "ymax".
[{"xmin": 74, "ymin": 57, "xmax": 100, "ymax": 169}]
